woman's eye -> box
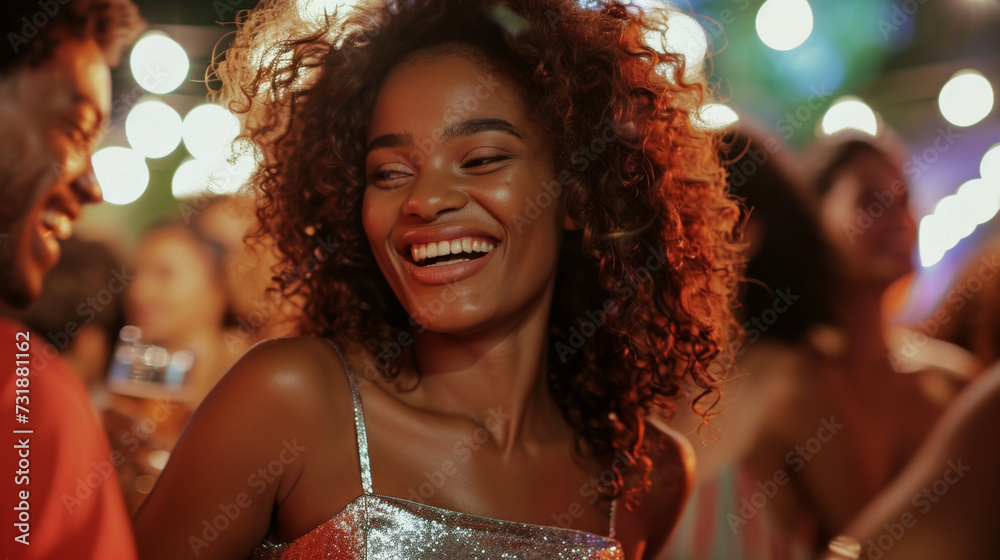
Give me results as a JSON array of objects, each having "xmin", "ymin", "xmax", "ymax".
[
  {"xmin": 368, "ymin": 167, "xmax": 411, "ymax": 187},
  {"xmin": 462, "ymin": 150, "xmax": 510, "ymax": 169},
  {"xmin": 463, "ymin": 156, "xmax": 507, "ymax": 168}
]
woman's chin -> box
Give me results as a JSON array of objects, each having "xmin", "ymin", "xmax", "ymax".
[
  {"xmin": 863, "ymin": 257, "xmax": 913, "ymax": 287},
  {"xmin": 407, "ymin": 310, "xmax": 496, "ymax": 337}
]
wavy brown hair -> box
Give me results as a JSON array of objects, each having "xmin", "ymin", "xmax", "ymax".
[{"xmin": 214, "ymin": 0, "xmax": 742, "ymax": 510}]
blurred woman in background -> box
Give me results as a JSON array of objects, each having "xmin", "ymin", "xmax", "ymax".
[
  {"xmin": 109, "ymin": 196, "xmax": 299, "ymax": 513},
  {"xmin": 107, "ymin": 219, "xmax": 243, "ymax": 513},
  {"xmin": 797, "ymin": 133, "xmax": 971, "ymax": 543},
  {"xmin": 662, "ymin": 129, "xmax": 977, "ymax": 559},
  {"xmin": 663, "ymin": 126, "xmax": 839, "ymax": 560},
  {"xmin": 125, "ymin": 220, "xmax": 241, "ymax": 403}
]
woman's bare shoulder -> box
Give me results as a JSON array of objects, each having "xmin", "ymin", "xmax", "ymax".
[
  {"xmin": 645, "ymin": 413, "xmax": 696, "ymax": 498},
  {"xmin": 636, "ymin": 414, "xmax": 696, "ymax": 556},
  {"xmin": 183, "ymin": 336, "xmax": 357, "ymax": 458},
  {"xmin": 209, "ymin": 336, "xmax": 349, "ymax": 408}
]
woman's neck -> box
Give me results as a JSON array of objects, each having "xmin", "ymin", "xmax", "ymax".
[
  {"xmin": 402, "ymin": 288, "xmax": 570, "ymax": 460},
  {"xmin": 835, "ymin": 280, "xmax": 892, "ymax": 366}
]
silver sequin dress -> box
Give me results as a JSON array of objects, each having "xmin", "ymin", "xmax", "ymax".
[{"xmin": 250, "ymin": 339, "xmax": 624, "ymax": 560}]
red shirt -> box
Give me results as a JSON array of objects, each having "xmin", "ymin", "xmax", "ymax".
[{"xmin": 1, "ymin": 318, "xmax": 137, "ymax": 560}]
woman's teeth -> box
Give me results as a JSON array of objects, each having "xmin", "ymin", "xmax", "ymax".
[
  {"xmin": 41, "ymin": 210, "xmax": 72, "ymax": 240},
  {"xmin": 410, "ymin": 236, "xmax": 496, "ymax": 265}
]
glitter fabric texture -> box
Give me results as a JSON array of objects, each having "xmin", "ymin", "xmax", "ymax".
[{"xmin": 250, "ymin": 339, "xmax": 624, "ymax": 560}]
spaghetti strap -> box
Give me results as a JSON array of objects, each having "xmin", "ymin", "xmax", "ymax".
[
  {"xmin": 609, "ymin": 497, "xmax": 617, "ymax": 539},
  {"xmin": 321, "ymin": 336, "xmax": 616, "ymax": 537},
  {"xmin": 322, "ymin": 338, "xmax": 373, "ymax": 494}
]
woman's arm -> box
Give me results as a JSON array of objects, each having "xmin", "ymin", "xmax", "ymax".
[
  {"xmin": 133, "ymin": 338, "xmax": 329, "ymax": 560},
  {"xmin": 823, "ymin": 363, "xmax": 1000, "ymax": 560}
]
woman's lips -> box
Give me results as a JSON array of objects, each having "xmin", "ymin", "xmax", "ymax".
[
  {"xmin": 409, "ymin": 235, "xmax": 497, "ymax": 263},
  {"xmin": 401, "ymin": 243, "xmax": 498, "ymax": 285}
]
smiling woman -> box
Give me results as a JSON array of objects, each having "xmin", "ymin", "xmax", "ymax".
[{"xmin": 132, "ymin": 1, "xmax": 742, "ymax": 559}]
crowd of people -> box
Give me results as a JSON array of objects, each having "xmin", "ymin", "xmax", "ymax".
[{"xmin": 0, "ymin": 0, "xmax": 996, "ymax": 559}]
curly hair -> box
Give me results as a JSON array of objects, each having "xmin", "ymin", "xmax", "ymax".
[
  {"xmin": 214, "ymin": 0, "xmax": 742, "ymax": 510},
  {"xmin": 0, "ymin": 0, "xmax": 145, "ymax": 74}
]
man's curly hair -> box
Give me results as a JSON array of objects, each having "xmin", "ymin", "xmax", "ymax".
[
  {"xmin": 214, "ymin": 0, "xmax": 742, "ymax": 510},
  {"xmin": 0, "ymin": 0, "xmax": 145, "ymax": 74}
]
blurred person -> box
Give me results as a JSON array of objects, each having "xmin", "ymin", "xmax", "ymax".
[
  {"xmin": 662, "ymin": 127, "xmax": 840, "ymax": 560},
  {"xmin": 124, "ymin": 221, "xmax": 242, "ymax": 405},
  {"xmin": 107, "ymin": 204, "xmax": 301, "ymax": 514},
  {"xmin": 663, "ymin": 130, "xmax": 976, "ymax": 559},
  {"xmin": 0, "ymin": 1, "xmax": 144, "ymax": 558},
  {"xmin": 106, "ymin": 220, "xmax": 244, "ymax": 514},
  {"xmin": 819, "ymin": 133, "xmax": 982, "ymax": 389},
  {"xmin": 190, "ymin": 195, "xmax": 300, "ymax": 348},
  {"xmin": 798, "ymin": 133, "xmax": 972, "ymax": 543},
  {"xmin": 132, "ymin": 0, "xmax": 745, "ymax": 558}
]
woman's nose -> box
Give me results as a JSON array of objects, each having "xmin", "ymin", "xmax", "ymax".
[{"xmin": 401, "ymin": 169, "xmax": 467, "ymax": 221}]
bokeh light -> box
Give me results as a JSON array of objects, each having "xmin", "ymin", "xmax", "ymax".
[
  {"xmin": 933, "ymin": 195, "xmax": 976, "ymax": 241},
  {"xmin": 692, "ymin": 103, "xmax": 740, "ymax": 131},
  {"xmin": 918, "ymin": 215, "xmax": 951, "ymax": 268},
  {"xmin": 980, "ymin": 143, "xmax": 1000, "ymax": 179},
  {"xmin": 297, "ymin": 0, "xmax": 358, "ymax": 24},
  {"xmin": 920, "ymin": 177, "xmax": 1000, "ymax": 267},
  {"xmin": 938, "ymin": 69, "xmax": 994, "ymax": 127},
  {"xmin": 171, "ymin": 143, "xmax": 262, "ymax": 199},
  {"xmin": 820, "ymin": 96, "xmax": 879, "ymax": 136},
  {"xmin": 181, "ymin": 104, "xmax": 241, "ymax": 162},
  {"xmin": 125, "ymin": 101, "xmax": 183, "ymax": 159},
  {"xmin": 92, "ymin": 147, "xmax": 150, "ymax": 205},
  {"xmin": 956, "ymin": 178, "xmax": 1000, "ymax": 225},
  {"xmin": 756, "ymin": 0, "xmax": 814, "ymax": 52},
  {"xmin": 171, "ymin": 159, "xmax": 215, "ymax": 199},
  {"xmin": 129, "ymin": 33, "xmax": 189, "ymax": 94},
  {"xmin": 642, "ymin": 6, "xmax": 709, "ymax": 80}
]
